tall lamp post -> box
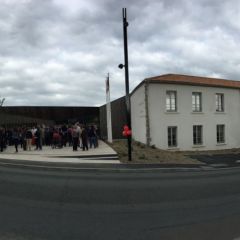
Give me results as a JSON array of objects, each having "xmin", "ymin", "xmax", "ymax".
[{"xmin": 119, "ymin": 8, "xmax": 132, "ymax": 161}]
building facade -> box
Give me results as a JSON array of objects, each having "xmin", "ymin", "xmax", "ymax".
[{"xmin": 131, "ymin": 74, "xmax": 240, "ymax": 151}]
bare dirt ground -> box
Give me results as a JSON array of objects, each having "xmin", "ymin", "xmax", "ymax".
[
  {"xmin": 108, "ymin": 140, "xmax": 202, "ymax": 164},
  {"xmin": 109, "ymin": 140, "xmax": 240, "ymax": 164}
]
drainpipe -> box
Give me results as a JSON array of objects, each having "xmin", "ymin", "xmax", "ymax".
[{"xmin": 145, "ymin": 79, "xmax": 151, "ymax": 146}]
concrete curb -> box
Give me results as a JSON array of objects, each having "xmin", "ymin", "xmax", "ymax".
[{"xmin": 0, "ymin": 157, "xmax": 238, "ymax": 173}]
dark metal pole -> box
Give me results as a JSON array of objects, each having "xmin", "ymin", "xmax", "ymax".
[{"xmin": 122, "ymin": 8, "xmax": 132, "ymax": 161}]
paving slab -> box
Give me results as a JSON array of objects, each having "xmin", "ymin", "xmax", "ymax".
[{"xmin": 0, "ymin": 140, "xmax": 120, "ymax": 164}]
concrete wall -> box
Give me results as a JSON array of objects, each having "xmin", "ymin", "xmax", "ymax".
[
  {"xmin": 146, "ymin": 83, "xmax": 240, "ymax": 150},
  {"xmin": 131, "ymin": 84, "xmax": 147, "ymax": 144},
  {"xmin": 99, "ymin": 96, "xmax": 127, "ymax": 139}
]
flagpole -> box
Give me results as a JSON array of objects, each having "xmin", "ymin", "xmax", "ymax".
[{"xmin": 106, "ymin": 73, "xmax": 113, "ymax": 143}]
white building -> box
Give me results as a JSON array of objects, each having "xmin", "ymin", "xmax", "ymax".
[{"xmin": 131, "ymin": 74, "xmax": 240, "ymax": 151}]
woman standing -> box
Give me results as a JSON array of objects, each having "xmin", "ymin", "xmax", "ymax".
[{"xmin": 26, "ymin": 128, "xmax": 33, "ymax": 151}]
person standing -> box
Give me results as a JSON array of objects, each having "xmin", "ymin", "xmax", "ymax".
[
  {"xmin": 61, "ymin": 125, "xmax": 67, "ymax": 147},
  {"xmin": 12, "ymin": 128, "xmax": 20, "ymax": 153},
  {"xmin": 77, "ymin": 124, "xmax": 82, "ymax": 149},
  {"xmin": 35, "ymin": 127, "xmax": 41, "ymax": 150},
  {"xmin": 72, "ymin": 125, "xmax": 79, "ymax": 151},
  {"xmin": 81, "ymin": 126, "xmax": 88, "ymax": 151},
  {"xmin": 88, "ymin": 125, "xmax": 97, "ymax": 148},
  {"xmin": 67, "ymin": 126, "xmax": 73, "ymax": 147},
  {"xmin": 40, "ymin": 125, "xmax": 45, "ymax": 147},
  {"xmin": 39, "ymin": 126, "xmax": 43, "ymax": 150},
  {"xmin": 21, "ymin": 127, "xmax": 27, "ymax": 151},
  {"xmin": 95, "ymin": 125, "xmax": 99, "ymax": 147},
  {"xmin": 26, "ymin": 128, "xmax": 33, "ymax": 151}
]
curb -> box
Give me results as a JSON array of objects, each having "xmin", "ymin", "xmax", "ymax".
[
  {"xmin": 1, "ymin": 157, "xmax": 240, "ymax": 173},
  {"xmin": 0, "ymin": 158, "xmax": 234, "ymax": 173}
]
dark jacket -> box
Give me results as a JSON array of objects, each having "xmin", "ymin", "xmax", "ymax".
[{"xmin": 26, "ymin": 130, "xmax": 33, "ymax": 139}]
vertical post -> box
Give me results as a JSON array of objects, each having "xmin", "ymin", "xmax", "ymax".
[
  {"xmin": 122, "ymin": 8, "xmax": 132, "ymax": 161},
  {"xmin": 106, "ymin": 73, "xmax": 113, "ymax": 143}
]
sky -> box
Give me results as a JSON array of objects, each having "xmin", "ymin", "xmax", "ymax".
[{"xmin": 1, "ymin": 0, "xmax": 240, "ymax": 106}]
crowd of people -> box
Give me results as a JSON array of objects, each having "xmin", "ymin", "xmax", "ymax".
[{"xmin": 0, "ymin": 123, "xmax": 99, "ymax": 153}]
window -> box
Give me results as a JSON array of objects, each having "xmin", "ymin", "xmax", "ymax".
[
  {"xmin": 192, "ymin": 92, "xmax": 202, "ymax": 112},
  {"xmin": 168, "ymin": 126, "xmax": 177, "ymax": 147},
  {"xmin": 216, "ymin": 93, "xmax": 224, "ymax": 112},
  {"xmin": 193, "ymin": 125, "xmax": 203, "ymax": 145},
  {"xmin": 217, "ymin": 125, "xmax": 225, "ymax": 143},
  {"xmin": 166, "ymin": 91, "xmax": 177, "ymax": 112}
]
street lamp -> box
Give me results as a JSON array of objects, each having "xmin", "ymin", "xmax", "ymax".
[{"xmin": 119, "ymin": 8, "xmax": 132, "ymax": 161}]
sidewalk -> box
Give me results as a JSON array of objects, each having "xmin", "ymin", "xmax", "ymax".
[{"xmin": 0, "ymin": 140, "xmax": 120, "ymax": 164}]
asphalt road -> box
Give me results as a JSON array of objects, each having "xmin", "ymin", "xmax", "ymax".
[{"xmin": 1, "ymin": 166, "xmax": 240, "ymax": 240}]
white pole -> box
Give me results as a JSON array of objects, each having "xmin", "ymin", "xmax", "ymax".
[{"xmin": 106, "ymin": 73, "xmax": 113, "ymax": 143}]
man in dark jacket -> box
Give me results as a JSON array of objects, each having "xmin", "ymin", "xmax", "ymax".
[
  {"xmin": 12, "ymin": 128, "xmax": 20, "ymax": 153},
  {"xmin": 81, "ymin": 126, "xmax": 88, "ymax": 151},
  {"xmin": 35, "ymin": 127, "xmax": 41, "ymax": 150}
]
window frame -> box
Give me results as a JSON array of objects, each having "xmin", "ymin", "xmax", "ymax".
[
  {"xmin": 168, "ymin": 126, "xmax": 177, "ymax": 147},
  {"xmin": 193, "ymin": 125, "xmax": 203, "ymax": 145},
  {"xmin": 217, "ymin": 124, "xmax": 225, "ymax": 143},
  {"xmin": 166, "ymin": 90, "xmax": 177, "ymax": 112},
  {"xmin": 192, "ymin": 92, "xmax": 202, "ymax": 112},
  {"xmin": 216, "ymin": 93, "xmax": 224, "ymax": 112}
]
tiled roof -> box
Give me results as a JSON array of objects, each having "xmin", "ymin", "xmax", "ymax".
[{"xmin": 146, "ymin": 74, "xmax": 240, "ymax": 89}]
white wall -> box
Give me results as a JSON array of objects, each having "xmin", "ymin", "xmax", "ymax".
[
  {"xmin": 131, "ymin": 84, "xmax": 146, "ymax": 144},
  {"xmin": 147, "ymin": 83, "xmax": 240, "ymax": 151}
]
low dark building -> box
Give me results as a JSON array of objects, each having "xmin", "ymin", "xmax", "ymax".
[
  {"xmin": 0, "ymin": 98, "xmax": 127, "ymax": 139},
  {"xmin": 0, "ymin": 106, "xmax": 99, "ymax": 127}
]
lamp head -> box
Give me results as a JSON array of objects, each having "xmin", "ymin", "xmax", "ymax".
[{"xmin": 118, "ymin": 63, "xmax": 124, "ymax": 69}]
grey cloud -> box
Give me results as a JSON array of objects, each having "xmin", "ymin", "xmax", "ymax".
[{"xmin": 0, "ymin": 0, "xmax": 240, "ymax": 106}]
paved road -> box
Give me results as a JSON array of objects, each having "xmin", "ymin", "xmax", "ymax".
[
  {"xmin": 192, "ymin": 153, "xmax": 240, "ymax": 168},
  {"xmin": 1, "ymin": 166, "xmax": 240, "ymax": 240}
]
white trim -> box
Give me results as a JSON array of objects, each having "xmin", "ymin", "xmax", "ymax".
[
  {"xmin": 216, "ymin": 143, "xmax": 226, "ymax": 146},
  {"xmin": 192, "ymin": 145, "xmax": 205, "ymax": 148},
  {"xmin": 165, "ymin": 111, "xmax": 180, "ymax": 114},
  {"xmin": 191, "ymin": 112, "xmax": 204, "ymax": 114}
]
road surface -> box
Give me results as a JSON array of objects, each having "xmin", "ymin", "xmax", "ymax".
[{"xmin": 0, "ymin": 165, "xmax": 240, "ymax": 240}]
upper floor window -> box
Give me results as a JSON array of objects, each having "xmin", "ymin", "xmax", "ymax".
[
  {"xmin": 192, "ymin": 92, "xmax": 202, "ymax": 112},
  {"xmin": 216, "ymin": 93, "xmax": 224, "ymax": 112},
  {"xmin": 166, "ymin": 91, "xmax": 177, "ymax": 112}
]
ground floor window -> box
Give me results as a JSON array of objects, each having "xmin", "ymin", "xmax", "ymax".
[
  {"xmin": 168, "ymin": 126, "xmax": 177, "ymax": 147},
  {"xmin": 193, "ymin": 125, "xmax": 203, "ymax": 145},
  {"xmin": 217, "ymin": 124, "xmax": 225, "ymax": 143}
]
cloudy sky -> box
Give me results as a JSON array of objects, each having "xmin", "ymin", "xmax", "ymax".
[{"xmin": 0, "ymin": 0, "xmax": 240, "ymax": 106}]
